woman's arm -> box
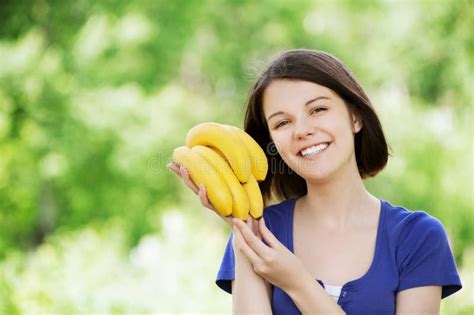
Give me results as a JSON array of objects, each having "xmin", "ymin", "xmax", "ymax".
[
  {"xmin": 395, "ymin": 286, "xmax": 441, "ymax": 314},
  {"xmin": 231, "ymin": 220, "xmax": 272, "ymax": 314},
  {"xmin": 284, "ymin": 271, "xmax": 345, "ymax": 314}
]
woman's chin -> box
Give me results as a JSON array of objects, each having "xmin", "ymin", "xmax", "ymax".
[{"xmin": 293, "ymin": 167, "xmax": 333, "ymax": 184}]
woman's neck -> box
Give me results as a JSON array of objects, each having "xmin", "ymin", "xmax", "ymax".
[{"xmin": 299, "ymin": 166, "xmax": 378, "ymax": 231}]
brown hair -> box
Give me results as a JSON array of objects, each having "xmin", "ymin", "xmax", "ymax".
[{"xmin": 244, "ymin": 49, "xmax": 389, "ymax": 205}]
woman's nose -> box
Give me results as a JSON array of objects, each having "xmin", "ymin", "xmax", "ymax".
[{"xmin": 294, "ymin": 118, "xmax": 315, "ymax": 139}]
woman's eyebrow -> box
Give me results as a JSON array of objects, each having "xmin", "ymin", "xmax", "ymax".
[
  {"xmin": 305, "ymin": 96, "xmax": 330, "ymax": 106},
  {"xmin": 266, "ymin": 96, "xmax": 331, "ymax": 121}
]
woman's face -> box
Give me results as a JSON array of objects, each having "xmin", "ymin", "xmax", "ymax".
[{"xmin": 262, "ymin": 79, "xmax": 362, "ymax": 182}]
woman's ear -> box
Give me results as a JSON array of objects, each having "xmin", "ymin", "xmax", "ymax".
[{"xmin": 352, "ymin": 114, "xmax": 363, "ymax": 134}]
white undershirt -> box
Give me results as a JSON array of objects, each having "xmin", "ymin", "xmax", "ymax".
[{"xmin": 323, "ymin": 283, "xmax": 343, "ymax": 302}]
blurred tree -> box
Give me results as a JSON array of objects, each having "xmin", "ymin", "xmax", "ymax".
[{"xmin": 0, "ymin": 0, "xmax": 472, "ymax": 269}]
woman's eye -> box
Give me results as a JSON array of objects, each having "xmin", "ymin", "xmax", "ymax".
[
  {"xmin": 275, "ymin": 120, "xmax": 289, "ymax": 129},
  {"xmin": 311, "ymin": 107, "xmax": 326, "ymax": 114}
]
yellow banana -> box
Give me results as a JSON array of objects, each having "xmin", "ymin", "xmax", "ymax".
[
  {"xmin": 243, "ymin": 174, "xmax": 264, "ymax": 219},
  {"xmin": 172, "ymin": 146, "xmax": 232, "ymax": 216},
  {"xmin": 192, "ymin": 145, "xmax": 250, "ymax": 221},
  {"xmin": 185, "ymin": 122, "xmax": 251, "ymax": 183},
  {"xmin": 224, "ymin": 125, "xmax": 268, "ymax": 181}
]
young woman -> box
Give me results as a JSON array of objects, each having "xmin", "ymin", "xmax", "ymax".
[{"xmin": 168, "ymin": 49, "xmax": 462, "ymax": 314}]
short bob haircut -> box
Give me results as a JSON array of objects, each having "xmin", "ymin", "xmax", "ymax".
[{"xmin": 244, "ymin": 49, "xmax": 389, "ymax": 205}]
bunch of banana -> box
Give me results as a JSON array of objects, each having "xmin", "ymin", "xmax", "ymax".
[{"xmin": 172, "ymin": 122, "xmax": 268, "ymax": 221}]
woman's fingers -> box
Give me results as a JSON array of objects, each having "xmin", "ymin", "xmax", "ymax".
[
  {"xmin": 198, "ymin": 184, "xmax": 215, "ymax": 210},
  {"xmin": 246, "ymin": 217, "xmax": 256, "ymax": 238},
  {"xmin": 247, "ymin": 216, "xmax": 262, "ymax": 240},
  {"xmin": 255, "ymin": 218, "xmax": 263, "ymax": 240},
  {"xmin": 167, "ymin": 162, "xmax": 181, "ymax": 176},
  {"xmin": 259, "ymin": 217, "xmax": 282, "ymax": 249},
  {"xmin": 233, "ymin": 222, "xmax": 261, "ymax": 265},
  {"xmin": 233, "ymin": 218, "xmax": 269, "ymax": 257},
  {"xmin": 199, "ymin": 185, "xmax": 233, "ymax": 226},
  {"xmin": 168, "ymin": 162, "xmax": 231, "ymax": 227},
  {"xmin": 167, "ymin": 162, "xmax": 198, "ymax": 194},
  {"xmin": 179, "ymin": 166, "xmax": 200, "ymax": 195}
]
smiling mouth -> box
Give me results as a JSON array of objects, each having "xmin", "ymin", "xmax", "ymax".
[{"xmin": 298, "ymin": 142, "xmax": 330, "ymax": 157}]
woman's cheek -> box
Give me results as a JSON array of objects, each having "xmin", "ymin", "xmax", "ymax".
[{"xmin": 282, "ymin": 154, "xmax": 300, "ymax": 174}]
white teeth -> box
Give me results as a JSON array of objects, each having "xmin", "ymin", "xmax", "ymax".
[{"xmin": 300, "ymin": 143, "xmax": 329, "ymax": 157}]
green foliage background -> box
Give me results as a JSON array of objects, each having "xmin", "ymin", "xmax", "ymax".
[{"xmin": 0, "ymin": 0, "xmax": 472, "ymax": 314}]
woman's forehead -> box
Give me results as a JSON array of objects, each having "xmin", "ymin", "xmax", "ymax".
[{"xmin": 262, "ymin": 79, "xmax": 340, "ymax": 112}]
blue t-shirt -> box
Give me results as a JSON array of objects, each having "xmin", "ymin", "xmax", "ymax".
[{"xmin": 216, "ymin": 198, "xmax": 462, "ymax": 314}]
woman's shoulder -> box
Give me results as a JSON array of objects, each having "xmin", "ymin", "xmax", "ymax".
[{"xmin": 381, "ymin": 199, "xmax": 447, "ymax": 240}]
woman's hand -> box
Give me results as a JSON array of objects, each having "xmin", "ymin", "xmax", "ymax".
[
  {"xmin": 168, "ymin": 161, "xmax": 262, "ymax": 235},
  {"xmin": 232, "ymin": 217, "xmax": 309, "ymax": 292},
  {"xmin": 167, "ymin": 162, "xmax": 234, "ymax": 227}
]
